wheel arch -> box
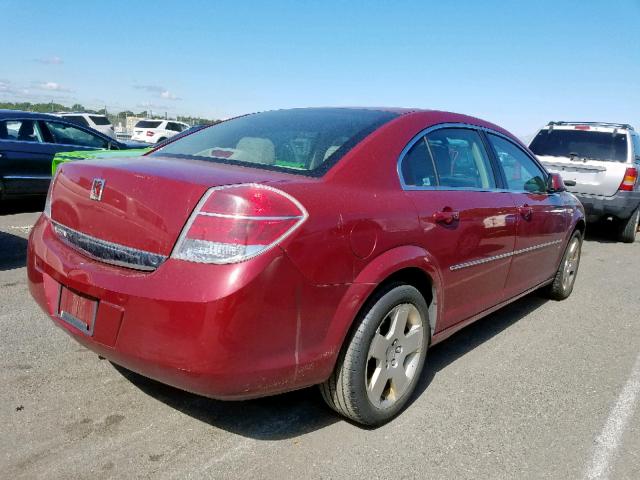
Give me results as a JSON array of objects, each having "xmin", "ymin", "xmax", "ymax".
[{"xmin": 333, "ymin": 245, "xmax": 443, "ymax": 357}]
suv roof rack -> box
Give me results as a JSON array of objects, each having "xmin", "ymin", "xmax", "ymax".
[{"xmin": 547, "ymin": 121, "xmax": 634, "ymax": 131}]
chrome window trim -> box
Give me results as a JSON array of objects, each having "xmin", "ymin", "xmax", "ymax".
[
  {"xmin": 397, "ymin": 122, "xmax": 550, "ymax": 194},
  {"xmin": 0, "ymin": 116, "xmax": 113, "ymax": 149},
  {"xmin": 450, "ymin": 239, "xmax": 562, "ymax": 271},
  {"xmin": 3, "ymin": 175, "xmax": 52, "ymax": 180},
  {"xmin": 51, "ymin": 221, "xmax": 166, "ymax": 271}
]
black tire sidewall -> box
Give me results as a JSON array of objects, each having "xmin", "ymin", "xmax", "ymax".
[
  {"xmin": 558, "ymin": 230, "xmax": 583, "ymax": 297},
  {"xmin": 620, "ymin": 208, "xmax": 639, "ymax": 243},
  {"xmin": 346, "ymin": 284, "xmax": 429, "ymax": 425}
]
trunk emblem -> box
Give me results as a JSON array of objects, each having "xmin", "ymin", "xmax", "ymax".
[{"xmin": 90, "ymin": 178, "xmax": 106, "ymax": 201}]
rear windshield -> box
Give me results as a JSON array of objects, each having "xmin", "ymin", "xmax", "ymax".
[
  {"xmin": 90, "ymin": 115, "xmax": 110, "ymax": 126},
  {"xmin": 135, "ymin": 120, "xmax": 162, "ymax": 128},
  {"xmin": 152, "ymin": 108, "xmax": 398, "ymax": 175},
  {"xmin": 529, "ymin": 129, "xmax": 628, "ymax": 162}
]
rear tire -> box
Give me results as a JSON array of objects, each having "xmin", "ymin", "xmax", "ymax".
[
  {"xmin": 320, "ymin": 283, "xmax": 429, "ymax": 426},
  {"xmin": 157, "ymin": 137, "xmax": 167, "ymax": 143},
  {"xmin": 544, "ymin": 230, "xmax": 582, "ymax": 300},
  {"xmin": 619, "ymin": 207, "xmax": 639, "ymax": 243}
]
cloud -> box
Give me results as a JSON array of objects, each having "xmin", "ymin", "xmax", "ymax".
[
  {"xmin": 136, "ymin": 102, "xmax": 171, "ymax": 111},
  {"xmin": 159, "ymin": 90, "xmax": 179, "ymax": 100},
  {"xmin": 35, "ymin": 81, "xmax": 73, "ymax": 92},
  {"xmin": 35, "ymin": 56, "xmax": 64, "ymax": 65},
  {"xmin": 134, "ymin": 84, "xmax": 181, "ymax": 101}
]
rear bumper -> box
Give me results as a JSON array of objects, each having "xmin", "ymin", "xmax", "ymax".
[
  {"xmin": 27, "ymin": 215, "xmax": 345, "ymax": 399},
  {"xmin": 574, "ymin": 191, "xmax": 640, "ymax": 222}
]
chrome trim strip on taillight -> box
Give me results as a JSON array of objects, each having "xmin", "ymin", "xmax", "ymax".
[
  {"xmin": 51, "ymin": 221, "xmax": 167, "ymax": 271},
  {"xmin": 171, "ymin": 183, "xmax": 308, "ymax": 264}
]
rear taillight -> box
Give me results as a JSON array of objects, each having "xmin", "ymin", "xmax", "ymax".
[
  {"xmin": 43, "ymin": 170, "xmax": 60, "ymax": 219},
  {"xmin": 172, "ymin": 184, "xmax": 307, "ymax": 264},
  {"xmin": 619, "ymin": 167, "xmax": 638, "ymax": 192},
  {"xmin": 146, "ymin": 131, "xmax": 154, "ymax": 137}
]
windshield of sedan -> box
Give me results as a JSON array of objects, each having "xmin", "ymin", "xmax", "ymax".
[
  {"xmin": 152, "ymin": 108, "xmax": 399, "ymax": 175},
  {"xmin": 529, "ymin": 129, "xmax": 628, "ymax": 162}
]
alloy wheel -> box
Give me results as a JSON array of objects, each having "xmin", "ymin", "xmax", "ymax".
[{"xmin": 365, "ymin": 303, "xmax": 424, "ymax": 408}]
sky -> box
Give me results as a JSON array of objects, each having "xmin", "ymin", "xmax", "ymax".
[{"xmin": 1, "ymin": 0, "xmax": 639, "ymax": 137}]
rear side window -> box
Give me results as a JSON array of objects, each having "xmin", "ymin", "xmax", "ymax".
[
  {"xmin": 64, "ymin": 115, "xmax": 90, "ymax": 127},
  {"xmin": 89, "ymin": 115, "xmax": 110, "ymax": 126},
  {"xmin": 529, "ymin": 129, "xmax": 628, "ymax": 162},
  {"xmin": 153, "ymin": 108, "xmax": 398, "ymax": 175},
  {"xmin": 166, "ymin": 122, "xmax": 182, "ymax": 132},
  {"xmin": 135, "ymin": 120, "xmax": 162, "ymax": 129},
  {"xmin": 632, "ymin": 135, "xmax": 640, "ymax": 160},
  {"xmin": 401, "ymin": 138, "xmax": 437, "ymax": 187},
  {"xmin": 489, "ymin": 134, "xmax": 547, "ymax": 193},
  {"xmin": 0, "ymin": 120, "xmax": 45, "ymax": 142}
]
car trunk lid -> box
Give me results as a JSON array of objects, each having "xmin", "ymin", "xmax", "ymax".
[
  {"xmin": 537, "ymin": 155, "xmax": 629, "ymax": 196},
  {"xmin": 49, "ymin": 156, "xmax": 300, "ymax": 261}
]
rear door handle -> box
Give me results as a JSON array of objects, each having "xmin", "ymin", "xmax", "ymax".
[
  {"xmin": 518, "ymin": 205, "xmax": 533, "ymax": 220},
  {"xmin": 433, "ymin": 209, "xmax": 460, "ymax": 225}
]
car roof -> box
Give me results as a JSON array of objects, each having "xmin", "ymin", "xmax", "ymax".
[
  {"xmin": 542, "ymin": 121, "xmax": 634, "ymax": 132},
  {"xmin": 0, "ymin": 109, "xmax": 62, "ymax": 120},
  {"xmin": 58, "ymin": 112, "xmax": 107, "ymax": 117}
]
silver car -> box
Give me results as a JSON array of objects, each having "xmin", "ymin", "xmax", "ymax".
[{"xmin": 529, "ymin": 122, "xmax": 640, "ymax": 242}]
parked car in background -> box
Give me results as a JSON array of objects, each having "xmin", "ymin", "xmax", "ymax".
[
  {"xmin": 51, "ymin": 148, "xmax": 152, "ymax": 175},
  {"xmin": 130, "ymin": 119, "xmax": 190, "ymax": 144},
  {"xmin": 29, "ymin": 108, "xmax": 585, "ymax": 426},
  {"xmin": 56, "ymin": 112, "xmax": 117, "ymax": 139},
  {"xmin": 0, "ymin": 110, "xmax": 146, "ymax": 200},
  {"xmin": 50, "ymin": 124, "xmax": 209, "ymax": 174},
  {"xmin": 529, "ymin": 121, "xmax": 640, "ymax": 242}
]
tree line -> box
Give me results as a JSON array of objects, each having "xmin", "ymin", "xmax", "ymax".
[{"xmin": 0, "ymin": 101, "xmax": 219, "ymax": 126}]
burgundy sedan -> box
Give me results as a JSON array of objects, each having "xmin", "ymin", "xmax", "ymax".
[{"xmin": 27, "ymin": 108, "xmax": 584, "ymax": 425}]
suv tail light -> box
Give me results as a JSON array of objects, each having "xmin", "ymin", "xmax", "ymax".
[
  {"xmin": 172, "ymin": 184, "xmax": 307, "ymax": 264},
  {"xmin": 619, "ymin": 167, "xmax": 638, "ymax": 191},
  {"xmin": 146, "ymin": 131, "xmax": 154, "ymax": 137}
]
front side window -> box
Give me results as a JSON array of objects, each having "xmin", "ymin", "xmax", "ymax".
[
  {"xmin": 153, "ymin": 108, "xmax": 398, "ymax": 175},
  {"xmin": 45, "ymin": 121, "xmax": 109, "ymax": 148},
  {"xmin": 0, "ymin": 120, "xmax": 44, "ymax": 142},
  {"xmin": 489, "ymin": 134, "xmax": 547, "ymax": 193},
  {"xmin": 529, "ymin": 128, "xmax": 628, "ymax": 162},
  {"xmin": 425, "ymin": 128, "xmax": 496, "ymax": 189}
]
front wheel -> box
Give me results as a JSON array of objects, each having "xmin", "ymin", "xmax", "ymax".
[
  {"xmin": 619, "ymin": 207, "xmax": 639, "ymax": 243},
  {"xmin": 544, "ymin": 230, "xmax": 583, "ymax": 300},
  {"xmin": 320, "ymin": 283, "xmax": 429, "ymax": 426}
]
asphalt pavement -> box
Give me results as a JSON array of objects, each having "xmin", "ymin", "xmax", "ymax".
[{"xmin": 1, "ymin": 199, "xmax": 639, "ymax": 479}]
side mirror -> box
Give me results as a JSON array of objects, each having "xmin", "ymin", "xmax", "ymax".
[{"xmin": 547, "ymin": 172, "xmax": 567, "ymax": 192}]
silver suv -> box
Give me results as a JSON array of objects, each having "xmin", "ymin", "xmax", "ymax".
[{"xmin": 529, "ymin": 122, "xmax": 640, "ymax": 242}]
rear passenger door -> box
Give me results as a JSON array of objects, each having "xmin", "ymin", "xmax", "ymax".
[
  {"xmin": 0, "ymin": 119, "xmax": 54, "ymax": 196},
  {"xmin": 400, "ymin": 126, "xmax": 518, "ymax": 331},
  {"xmin": 486, "ymin": 133, "xmax": 568, "ymax": 296}
]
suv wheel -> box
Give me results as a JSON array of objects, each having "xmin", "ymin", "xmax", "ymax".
[
  {"xmin": 545, "ymin": 230, "xmax": 582, "ymax": 300},
  {"xmin": 619, "ymin": 207, "xmax": 639, "ymax": 243},
  {"xmin": 320, "ymin": 283, "xmax": 429, "ymax": 426}
]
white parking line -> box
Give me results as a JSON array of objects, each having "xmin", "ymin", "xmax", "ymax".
[{"xmin": 585, "ymin": 353, "xmax": 640, "ymax": 480}]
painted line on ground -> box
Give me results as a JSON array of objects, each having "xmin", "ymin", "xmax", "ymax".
[{"xmin": 585, "ymin": 352, "xmax": 640, "ymax": 480}]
